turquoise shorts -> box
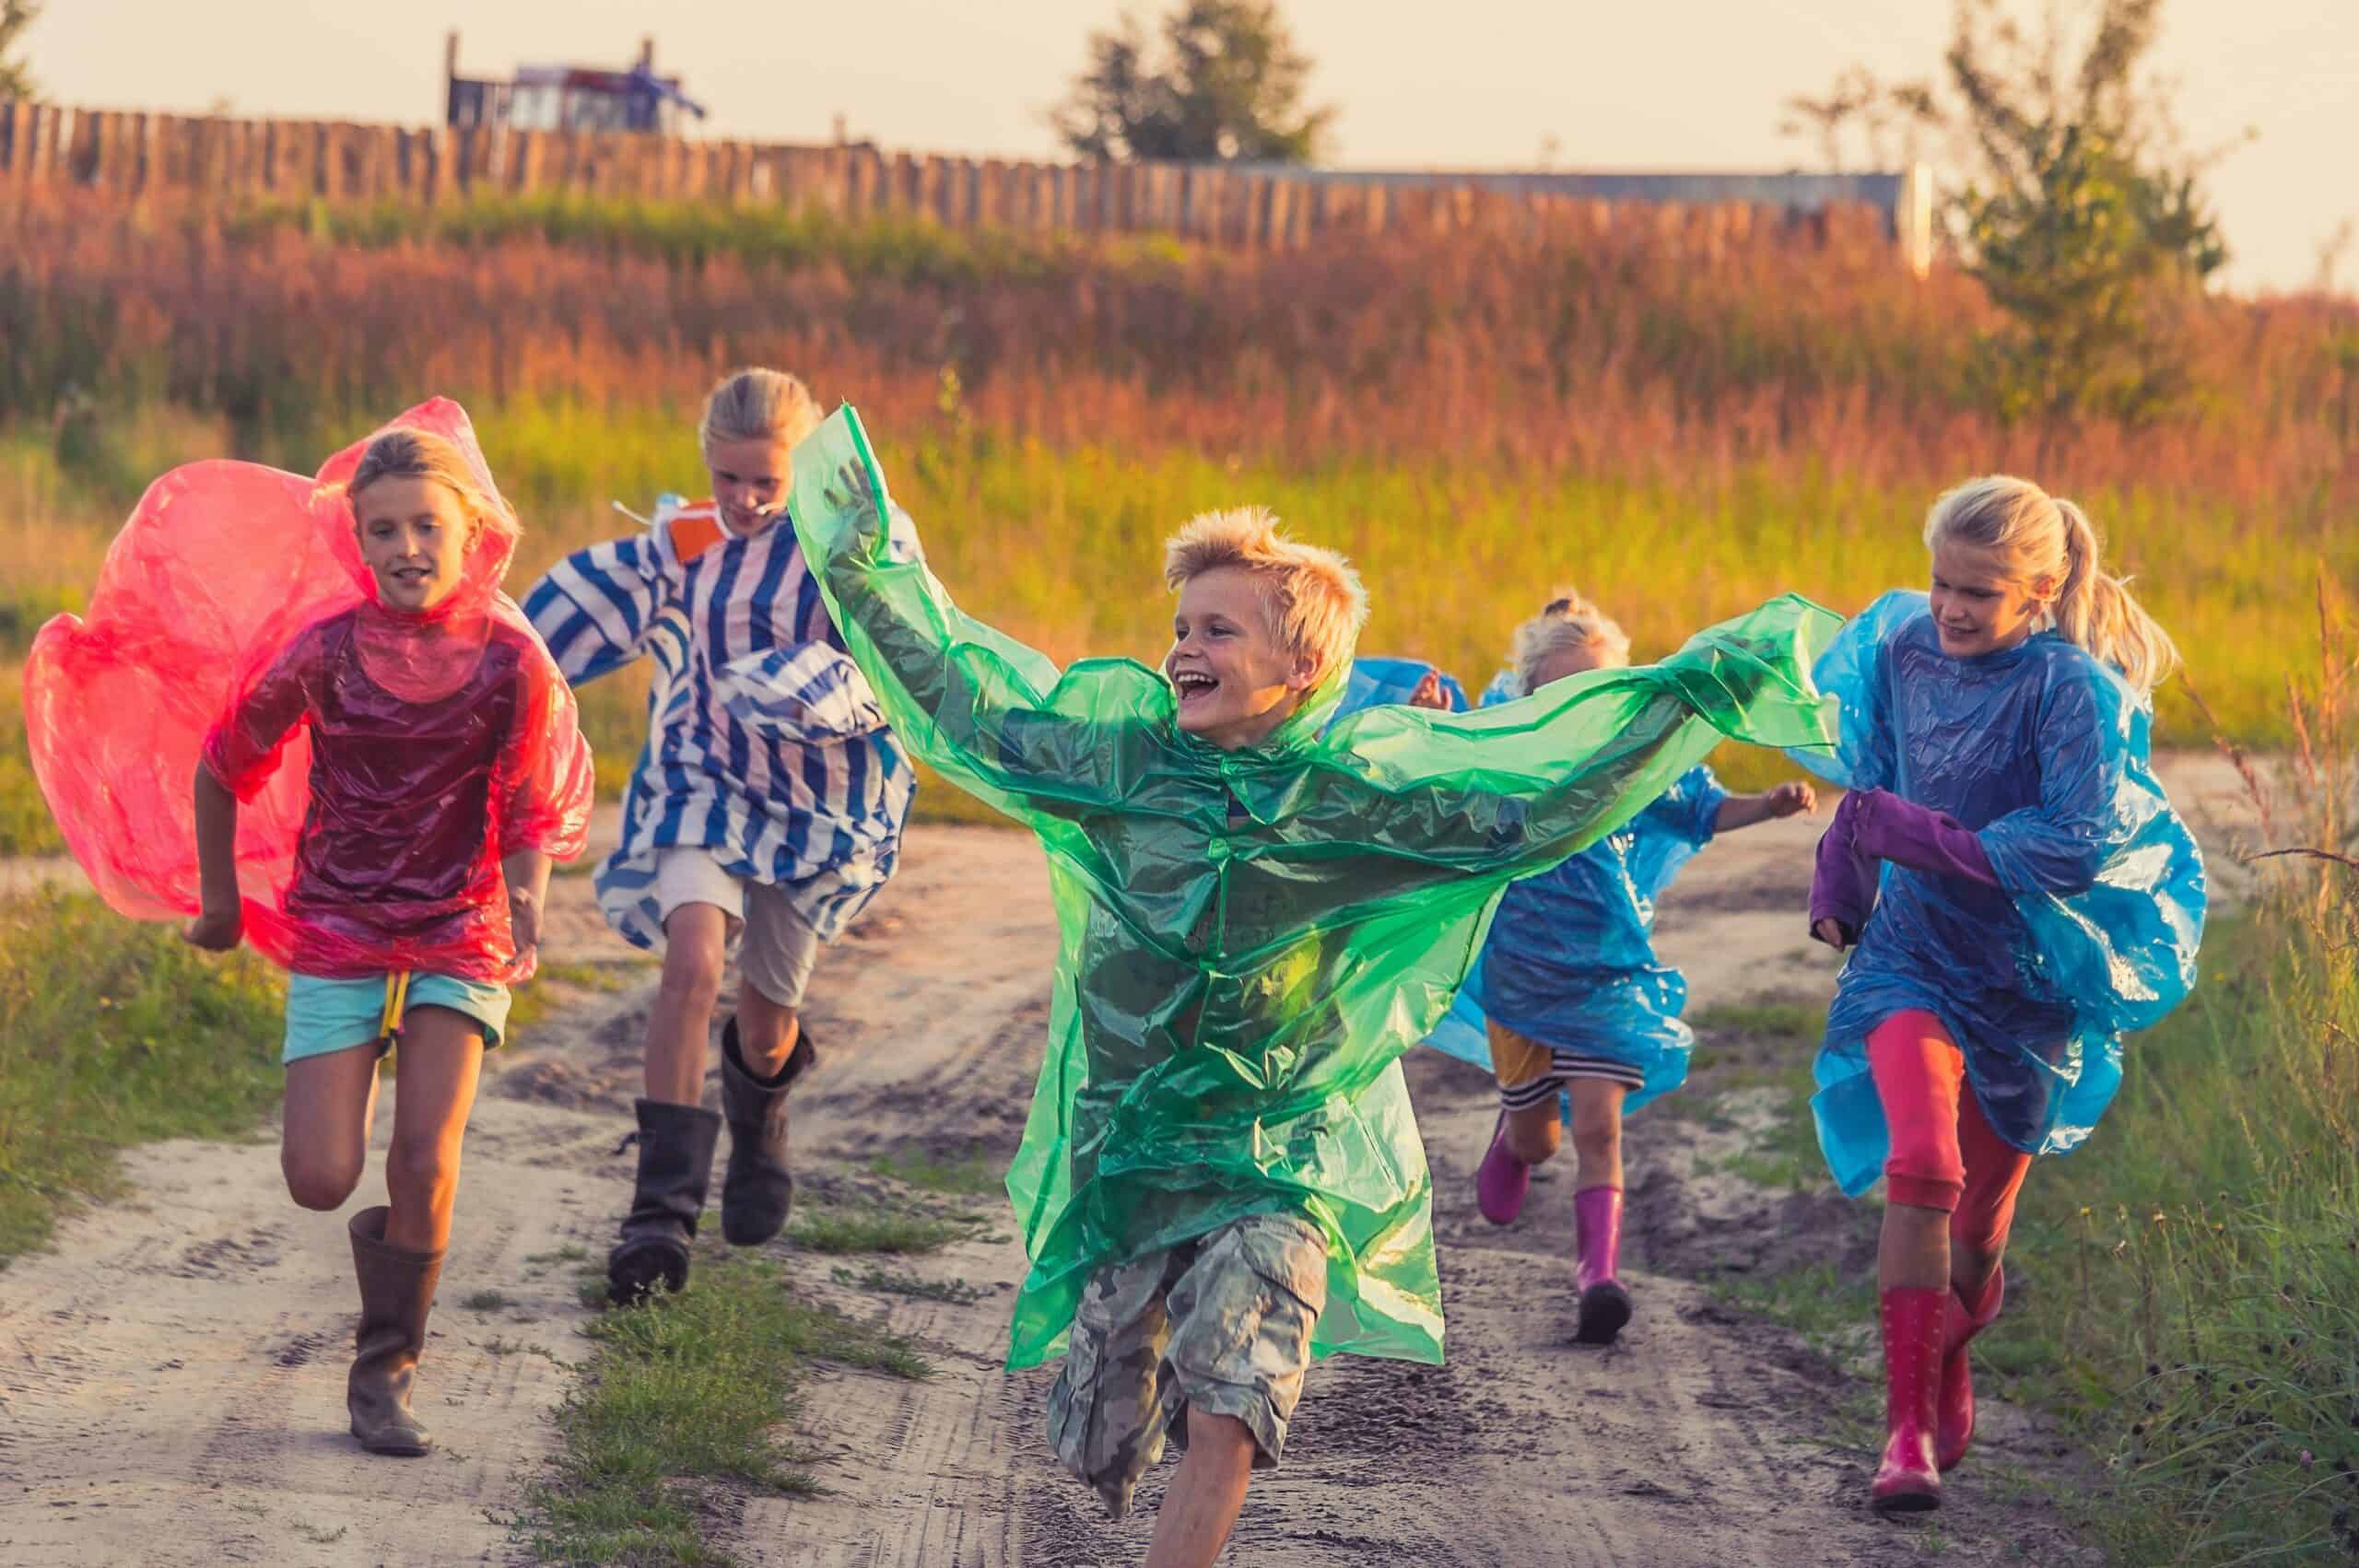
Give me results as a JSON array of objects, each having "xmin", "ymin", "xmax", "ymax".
[{"xmin": 282, "ymin": 972, "xmax": 512, "ymax": 1067}]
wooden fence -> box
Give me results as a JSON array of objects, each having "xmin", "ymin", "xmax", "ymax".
[{"xmin": 0, "ymin": 102, "xmax": 1914, "ymax": 265}]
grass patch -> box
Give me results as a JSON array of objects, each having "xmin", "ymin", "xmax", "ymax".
[
  {"xmin": 866, "ymin": 1144, "xmax": 1003, "ymax": 1198},
  {"xmin": 0, "ymin": 889, "xmax": 284, "ymax": 1266},
  {"xmin": 514, "ymin": 1247, "xmax": 928, "ymax": 1565},
  {"xmin": 830, "ymin": 1264, "xmax": 986, "ymax": 1305},
  {"xmin": 1686, "ymin": 1003, "xmax": 1829, "ymax": 1193},
  {"xmin": 462, "ymin": 1289, "xmax": 514, "ymax": 1313},
  {"xmin": 789, "ymin": 1202, "xmax": 983, "ymax": 1257},
  {"xmin": 0, "ymin": 668, "xmax": 64, "ymax": 858}
]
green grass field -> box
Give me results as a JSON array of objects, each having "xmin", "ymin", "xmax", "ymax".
[{"xmin": 7, "ymin": 394, "xmax": 2345, "ymax": 852}]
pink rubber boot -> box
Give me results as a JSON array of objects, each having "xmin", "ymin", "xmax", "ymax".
[
  {"xmin": 1475, "ymin": 1112, "xmax": 1532, "ymax": 1226},
  {"xmin": 1937, "ymin": 1270, "xmax": 2003, "ymax": 1471},
  {"xmin": 1572, "ymin": 1185, "xmax": 1631, "ymax": 1344},
  {"xmin": 1872, "ymin": 1285, "xmax": 1950, "ymax": 1513}
]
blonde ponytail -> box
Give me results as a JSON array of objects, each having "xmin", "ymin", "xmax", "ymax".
[
  {"xmin": 1923, "ymin": 476, "xmax": 2178, "ymax": 697},
  {"xmin": 2051, "ymin": 498, "xmax": 2178, "ymax": 696},
  {"xmin": 1503, "ymin": 588, "xmax": 1631, "ymax": 695}
]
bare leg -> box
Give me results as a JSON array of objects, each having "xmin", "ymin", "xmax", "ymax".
[
  {"xmin": 1503, "ymin": 1102, "xmax": 1562, "ymax": 1165},
  {"xmin": 733, "ymin": 977, "xmax": 801, "ymax": 1079},
  {"xmin": 1567, "ymin": 1080, "xmax": 1627, "ymax": 1190},
  {"xmin": 1144, "ymin": 1409, "xmax": 1257, "ymax": 1568},
  {"xmin": 1879, "ymin": 1201, "xmax": 1951, "ymax": 1292},
  {"xmin": 282, "ymin": 1042, "xmax": 381, "ymax": 1211},
  {"xmin": 645, "ymin": 904, "xmax": 729, "ymax": 1105},
  {"xmin": 381, "ymin": 1006, "xmax": 486, "ymax": 1253}
]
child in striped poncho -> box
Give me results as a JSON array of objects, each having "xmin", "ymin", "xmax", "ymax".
[{"xmin": 522, "ymin": 369, "xmax": 917, "ymax": 1304}]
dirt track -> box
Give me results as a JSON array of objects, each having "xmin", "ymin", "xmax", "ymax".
[{"xmin": 1, "ymin": 760, "xmax": 2259, "ymax": 1566}]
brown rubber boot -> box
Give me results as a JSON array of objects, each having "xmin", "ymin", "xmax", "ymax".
[{"xmin": 346, "ymin": 1205, "xmax": 445, "ymax": 1457}]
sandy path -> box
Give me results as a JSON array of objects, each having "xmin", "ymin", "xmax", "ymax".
[{"xmin": 0, "ymin": 755, "xmax": 2253, "ymax": 1565}]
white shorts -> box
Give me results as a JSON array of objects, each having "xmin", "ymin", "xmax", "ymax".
[{"xmin": 653, "ymin": 848, "xmax": 820, "ymax": 1009}]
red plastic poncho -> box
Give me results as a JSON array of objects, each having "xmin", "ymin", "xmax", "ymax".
[{"xmin": 23, "ymin": 399, "xmax": 594, "ymax": 981}]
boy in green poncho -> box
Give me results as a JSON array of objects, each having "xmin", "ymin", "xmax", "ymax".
[{"xmin": 788, "ymin": 409, "xmax": 1836, "ymax": 1566}]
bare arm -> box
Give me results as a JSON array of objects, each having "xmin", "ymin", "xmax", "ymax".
[
  {"xmin": 502, "ymin": 848, "xmax": 553, "ymax": 972},
  {"xmin": 1713, "ymin": 779, "xmax": 1817, "ymax": 834},
  {"xmin": 182, "ymin": 765, "xmax": 244, "ymax": 950}
]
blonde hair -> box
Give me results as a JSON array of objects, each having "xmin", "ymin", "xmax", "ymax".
[
  {"xmin": 698, "ymin": 368, "xmax": 821, "ymax": 456},
  {"xmin": 346, "ymin": 427, "xmax": 514, "ymax": 540},
  {"xmin": 1503, "ymin": 589, "xmax": 1631, "ymax": 695},
  {"xmin": 1162, "ymin": 507, "xmax": 1368, "ymax": 678},
  {"xmin": 1923, "ymin": 475, "xmax": 2178, "ymax": 696}
]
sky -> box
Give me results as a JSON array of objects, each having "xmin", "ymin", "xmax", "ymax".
[{"xmin": 20, "ymin": 1, "xmax": 2356, "ymax": 293}]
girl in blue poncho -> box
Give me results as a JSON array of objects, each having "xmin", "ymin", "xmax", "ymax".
[
  {"xmin": 1457, "ymin": 594, "xmax": 1814, "ymax": 1346},
  {"xmin": 1795, "ymin": 477, "xmax": 2203, "ymax": 1515}
]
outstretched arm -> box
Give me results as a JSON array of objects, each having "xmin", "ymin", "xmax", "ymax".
[
  {"xmin": 522, "ymin": 527, "xmax": 675, "ymax": 687},
  {"xmin": 1714, "ymin": 780, "xmax": 1817, "ymax": 833},
  {"xmin": 786, "ymin": 407, "xmax": 1165, "ymax": 815},
  {"xmin": 1322, "ymin": 595, "xmax": 1840, "ymax": 881}
]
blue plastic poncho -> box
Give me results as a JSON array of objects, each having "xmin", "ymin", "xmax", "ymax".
[
  {"xmin": 791, "ymin": 408, "xmax": 1840, "ymax": 1369},
  {"xmin": 1338, "ymin": 657, "xmax": 1470, "ymax": 716},
  {"xmin": 1341, "ymin": 666, "xmax": 1729, "ymax": 1113},
  {"xmin": 1789, "ymin": 591, "xmax": 2206, "ymax": 1195}
]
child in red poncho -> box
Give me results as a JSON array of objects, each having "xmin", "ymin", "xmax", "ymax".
[{"xmin": 28, "ymin": 406, "xmax": 593, "ymax": 1457}]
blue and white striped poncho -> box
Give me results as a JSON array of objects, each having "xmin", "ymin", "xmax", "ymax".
[{"xmin": 522, "ymin": 497, "xmax": 917, "ymax": 950}]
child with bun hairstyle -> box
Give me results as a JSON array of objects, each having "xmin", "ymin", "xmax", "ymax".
[{"xmin": 1460, "ymin": 592, "xmax": 1813, "ymax": 1344}]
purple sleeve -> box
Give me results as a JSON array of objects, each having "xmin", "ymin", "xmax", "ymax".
[
  {"xmin": 1809, "ymin": 790, "xmax": 1879, "ymax": 943},
  {"xmin": 1850, "ymin": 789, "xmax": 2000, "ymax": 887}
]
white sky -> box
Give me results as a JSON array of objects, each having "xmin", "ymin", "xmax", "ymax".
[{"xmin": 22, "ymin": 0, "xmax": 2357, "ymax": 292}]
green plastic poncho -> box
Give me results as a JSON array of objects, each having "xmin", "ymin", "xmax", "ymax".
[{"xmin": 790, "ymin": 408, "xmax": 1840, "ymax": 1370}]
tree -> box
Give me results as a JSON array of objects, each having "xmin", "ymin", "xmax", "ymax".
[
  {"xmin": 0, "ymin": 0, "xmax": 41, "ymax": 101},
  {"xmin": 1050, "ymin": 0, "xmax": 1334, "ymax": 164},
  {"xmin": 1778, "ymin": 0, "xmax": 2236, "ymax": 422}
]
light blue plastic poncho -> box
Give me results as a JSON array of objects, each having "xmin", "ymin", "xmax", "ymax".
[
  {"xmin": 791, "ymin": 408, "xmax": 1841, "ymax": 1368},
  {"xmin": 1339, "ymin": 657, "xmax": 1470, "ymax": 716},
  {"xmin": 1788, "ymin": 591, "xmax": 2206, "ymax": 1195},
  {"xmin": 1339, "ymin": 662, "xmax": 1727, "ymax": 1112}
]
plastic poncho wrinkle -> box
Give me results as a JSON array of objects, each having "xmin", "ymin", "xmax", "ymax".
[
  {"xmin": 25, "ymin": 400, "xmax": 593, "ymax": 982},
  {"xmin": 1337, "ymin": 662, "xmax": 1730, "ymax": 1114},
  {"xmin": 1787, "ymin": 591, "xmax": 2205, "ymax": 1194},
  {"xmin": 793, "ymin": 407, "xmax": 1841, "ymax": 1372}
]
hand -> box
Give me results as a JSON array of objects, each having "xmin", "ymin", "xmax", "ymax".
[
  {"xmin": 508, "ymin": 888, "xmax": 544, "ymax": 968},
  {"xmin": 1811, "ymin": 917, "xmax": 1852, "ymax": 951},
  {"xmin": 182, "ymin": 906, "xmax": 243, "ymax": 951},
  {"xmin": 1766, "ymin": 780, "xmax": 1817, "ymax": 818},
  {"xmin": 1407, "ymin": 671, "xmax": 1449, "ymax": 711}
]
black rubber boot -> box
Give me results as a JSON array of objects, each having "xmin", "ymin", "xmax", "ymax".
[
  {"xmin": 606, "ymin": 1097, "xmax": 722, "ymax": 1305},
  {"xmin": 719, "ymin": 1016, "xmax": 816, "ymax": 1246}
]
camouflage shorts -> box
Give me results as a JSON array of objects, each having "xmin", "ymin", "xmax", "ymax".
[{"xmin": 1045, "ymin": 1211, "xmax": 1329, "ymax": 1519}]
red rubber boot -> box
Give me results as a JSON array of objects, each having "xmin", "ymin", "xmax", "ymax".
[
  {"xmin": 1872, "ymin": 1285, "xmax": 1949, "ymax": 1512},
  {"xmin": 1937, "ymin": 1270, "xmax": 2003, "ymax": 1471},
  {"xmin": 1572, "ymin": 1185, "xmax": 1631, "ymax": 1345}
]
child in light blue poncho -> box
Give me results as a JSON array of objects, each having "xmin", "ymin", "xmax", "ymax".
[{"xmin": 1790, "ymin": 476, "xmax": 2203, "ymax": 1515}]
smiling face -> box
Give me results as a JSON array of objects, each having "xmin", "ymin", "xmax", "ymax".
[
  {"xmin": 1929, "ymin": 538, "xmax": 2052, "ymax": 660},
  {"xmin": 1165, "ymin": 566, "xmax": 1320, "ymax": 750},
  {"xmin": 354, "ymin": 475, "xmax": 475, "ymax": 613},
  {"xmin": 706, "ymin": 434, "xmax": 794, "ymax": 538}
]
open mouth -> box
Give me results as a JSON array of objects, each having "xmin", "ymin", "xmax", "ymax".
[
  {"xmin": 1171, "ymin": 670, "xmax": 1219, "ymax": 704},
  {"xmin": 391, "ymin": 567, "xmax": 432, "ymax": 589}
]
